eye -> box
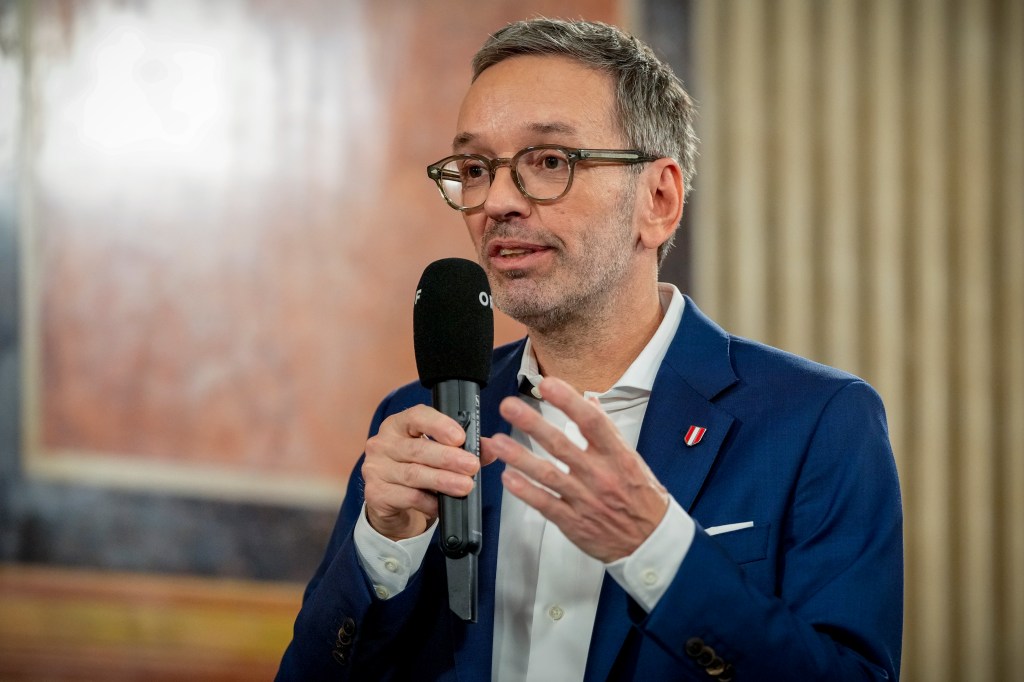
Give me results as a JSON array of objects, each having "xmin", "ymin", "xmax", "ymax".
[
  {"xmin": 542, "ymin": 155, "xmax": 563, "ymax": 169},
  {"xmin": 458, "ymin": 159, "xmax": 489, "ymax": 183},
  {"xmin": 539, "ymin": 153, "xmax": 567, "ymax": 171},
  {"xmin": 519, "ymin": 149, "xmax": 569, "ymax": 174}
]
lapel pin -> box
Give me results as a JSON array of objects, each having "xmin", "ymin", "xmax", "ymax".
[{"xmin": 684, "ymin": 425, "xmax": 707, "ymax": 447}]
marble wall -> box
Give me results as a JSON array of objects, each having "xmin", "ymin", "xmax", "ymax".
[
  {"xmin": 2, "ymin": 1, "xmax": 683, "ymax": 677},
  {"xmin": 2, "ymin": 0, "xmax": 639, "ymax": 579}
]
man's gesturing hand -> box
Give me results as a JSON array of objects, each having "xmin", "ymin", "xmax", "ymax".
[
  {"xmin": 362, "ymin": 405, "xmax": 481, "ymax": 542},
  {"xmin": 482, "ymin": 377, "xmax": 670, "ymax": 563}
]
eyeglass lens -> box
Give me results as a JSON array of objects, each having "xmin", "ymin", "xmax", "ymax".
[{"xmin": 440, "ymin": 148, "xmax": 572, "ymax": 208}]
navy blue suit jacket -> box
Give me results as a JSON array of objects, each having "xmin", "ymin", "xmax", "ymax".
[{"xmin": 277, "ymin": 297, "xmax": 903, "ymax": 681}]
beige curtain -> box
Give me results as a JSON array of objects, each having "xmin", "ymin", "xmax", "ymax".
[{"xmin": 691, "ymin": 1, "xmax": 1024, "ymax": 680}]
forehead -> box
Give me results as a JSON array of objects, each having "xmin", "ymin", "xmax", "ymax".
[{"xmin": 454, "ymin": 54, "xmax": 619, "ymax": 151}]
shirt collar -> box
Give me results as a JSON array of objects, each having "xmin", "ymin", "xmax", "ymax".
[{"xmin": 516, "ymin": 283, "xmax": 685, "ymax": 403}]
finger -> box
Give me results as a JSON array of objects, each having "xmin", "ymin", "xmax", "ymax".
[
  {"xmin": 498, "ymin": 396, "xmax": 584, "ymax": 468},
  {"xmin": 406, "ymin": 436, "xmax": 481, "ymax": 475},
  {"xmin": 487, "ymin": 433, "xmax": 582, "ymax": 499},
  {"xmin": 480, "ymin": 436, "xmax": 500, "ymax": 467},
  {"xmin": 403, "ymin": 462, "xmax": 476, "ymax": 497},
  {"xmin": 369, "ymin": 454, "xmax": 476, "ymax": 497},
  {"xmin": 501, "ymin": 467, "xmax": 573, "ymax": 524},
  {"xmin": 367, "ymin": 429, "xmax": 478, "ymax": 476},
  {"xmin": 536, "ymin": 377, "xmax": 626, "ymax": 454},
  {"xmin": 391, "ymin": 404, "xmax": 467, "ymax": 447}
]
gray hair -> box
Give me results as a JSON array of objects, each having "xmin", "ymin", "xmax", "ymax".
[{"xmin": 472, "ymin": 18, "xmax": 698, "ymax": 264}]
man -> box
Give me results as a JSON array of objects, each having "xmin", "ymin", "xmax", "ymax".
[{"xmin": 277, "ymin": 18, "xmax": 902, "ymax": 681}]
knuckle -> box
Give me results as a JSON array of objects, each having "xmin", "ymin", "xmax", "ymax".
[
  {"xmin": 592, "ymin": 470, "xmax": 620, "ymax": 497},
  {"xmin": 383, "ymin": 405, "xmax": 431, "ymax": 437},
  {"xmin": 408, "ymin": 404, "xmax": 439, "ymax": 429},
  {"xmin": 397, "ymin": 463, "xmax": 420, "ymax": 489},
  {"xmin": 537, "ymin": 466, "xmax": 561, "ymax": 490},
  {"xmin": 576, "ymin": 408, "xmax": 605, "ymax": 432},
  {"xmin": 557, "ymin": 436, "xmax": 581, "ymax": 461},
  {"xmin": 402, "ymin": 405, "xmax": 424, "ymax": 427},
  {"xmin": 379, "ymin": 411, "xmax": 406, "ymax": 434},
  {"xmin": 364, "ymin": 433, "xmax": 382, "ymax": 456},
  {"xmin": 361, "ymin": 462, "xmax": 379, "ymax": 485},
  {"xmin": 408, "ymin": 403, "xmax": 431, "ymax": 417},
  {"xmin": 412, "ymin": 436, "xmax": 436, "ymax": 462}
]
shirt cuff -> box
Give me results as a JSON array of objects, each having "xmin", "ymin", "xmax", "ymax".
[
  {"xmin": 604, "ymin": 496, "xmax": 695, "ymax": 613},
  {"xmin": 353, "ymin": 502, "xmax": 436, "ymax": 600}
]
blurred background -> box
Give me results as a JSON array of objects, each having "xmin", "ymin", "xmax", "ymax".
[{"xmin": 0, "ymin": 0, "xmax": 1020, "ymax": 680}]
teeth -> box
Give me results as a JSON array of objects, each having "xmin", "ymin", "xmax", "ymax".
[{"xmin": 499, "ymin": 248, "xmax": 531, "ymax": 256}]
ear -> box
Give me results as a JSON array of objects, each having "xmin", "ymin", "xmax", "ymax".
[{"xmin": 636, "ymin": 158, "xmax": 684, "ymax": 252}]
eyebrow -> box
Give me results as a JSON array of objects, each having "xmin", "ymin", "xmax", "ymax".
[{"xmin": 452, "ymin": 121, "xmax": 580, "ymax": 152}]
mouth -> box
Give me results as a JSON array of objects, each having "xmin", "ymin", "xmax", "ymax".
[
  {"xmin": 493, "ymin": 245, "xmax": 540, "ymax": 257},
  {"xmin": 485, "ymin": 240, "xmax": 553, "ymax": 270}
]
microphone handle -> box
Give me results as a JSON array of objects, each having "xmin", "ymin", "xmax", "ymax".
[{"xmin": 434, "ymin": 379, "xmax": 482, "ymax": 560}]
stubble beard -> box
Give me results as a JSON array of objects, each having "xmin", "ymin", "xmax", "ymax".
[{"xmin": 483, "ymin": 187, "xmax": 637, "ymax": 336}]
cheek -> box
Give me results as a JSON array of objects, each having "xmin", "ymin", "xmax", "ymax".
[
  {"xmin": 550, "ymin": 188, "xmax": 619, "ymax": 239},
  {"xmin": 571, "ymin": 179, "xmax": 622, "ymax": 218},
  {"xmin": 463, "ymin": 213, "xmax": 486, "ymax": 248}
]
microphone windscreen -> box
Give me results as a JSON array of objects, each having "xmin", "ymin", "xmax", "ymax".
[{"xmin": 414, "ymin": 258, "xmax": 494, "ymax": 388}]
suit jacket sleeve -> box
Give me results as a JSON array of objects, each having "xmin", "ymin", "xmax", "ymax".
[{"xmin": 274, "ymin": 390, "xmax": 455, "ymax": 682}]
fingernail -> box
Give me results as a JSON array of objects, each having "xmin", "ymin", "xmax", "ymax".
[{"xmin": 503, "ymin": 399, "xmax": 521, "ymax": 417}]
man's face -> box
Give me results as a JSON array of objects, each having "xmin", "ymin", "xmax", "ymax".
[{"xmin": 453, "ymin": 55, "xmax": 641, "ymax": 333}]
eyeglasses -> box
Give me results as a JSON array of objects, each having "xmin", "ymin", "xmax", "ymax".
[{"xmin": 426, "ymin": 145, "xmax": 658, "ymax": 211}]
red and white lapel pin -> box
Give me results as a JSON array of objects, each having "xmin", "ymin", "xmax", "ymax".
[{"xmin": 684, "ymin": 425, "xmax": 707, "ymax": 447}]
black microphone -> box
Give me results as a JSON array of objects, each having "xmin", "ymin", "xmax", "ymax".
[{"xmin": 413, "ymin": 257, "xmax": 493, "ymax": 622}]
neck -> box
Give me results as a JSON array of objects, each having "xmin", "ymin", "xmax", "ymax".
[{"xmin": 527, "ymin": 280, "xmax": 665, "ymax": 394}]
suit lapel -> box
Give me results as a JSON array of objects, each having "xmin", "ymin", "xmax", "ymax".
[
  {"xmin": 641, "ymin": 296, "xmax": 738, "ymax": 511},
  {"xmin": 639, "ymin": 373, "xmax": 736, "ymax": 511},
  {"xmin": 585, "ymin": 297, "xmax": 737, "ymax": 681}
]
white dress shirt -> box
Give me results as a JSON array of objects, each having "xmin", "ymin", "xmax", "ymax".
[{"xmin": 355, "ymin": 283, "xmax": 697, "ymax": 682}]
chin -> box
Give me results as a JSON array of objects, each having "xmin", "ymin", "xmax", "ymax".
[{"xmin": 494, "ymin": 293, "xmax": 574, "ymax": 333}]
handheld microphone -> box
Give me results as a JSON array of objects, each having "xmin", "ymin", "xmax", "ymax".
[{"xmin": 413, "ymin": 258, "xmax": 493, "ymax": 622}]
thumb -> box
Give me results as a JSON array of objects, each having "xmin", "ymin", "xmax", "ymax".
[{"xmin": 480, "ymin": 436, "xmax": 500, "ymax": 467}]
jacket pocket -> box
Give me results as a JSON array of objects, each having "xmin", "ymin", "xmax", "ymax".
[{"xmin": 707, "ymin": 523, "xmax": 770, "ymax": 565}]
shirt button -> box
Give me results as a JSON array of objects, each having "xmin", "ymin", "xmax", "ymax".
[
  {"xmin": 373, "ymin": 585, "xmax": 390, "ymax": 600},
  {"xmin": 383, "ymin": 558, "xmax": 399, "ymax": 573},
  {"xmin": 548, "ymin": 605, "xmax": 565, "ymax": 621},
  {"xmin": 642, "ymin": 569, "xmax": 659, "ymax": 586}
]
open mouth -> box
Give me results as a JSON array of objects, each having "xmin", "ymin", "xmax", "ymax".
[
  {"xmin": 497, "ymin": 247, "xmax": 537, "ymax": 257},
  {"xmin": 486, "ymin": 242, "xmax": 552, "ymax": 271},
  {"xmin": 488, "ymin": 241, "xmax": 548, "ymax": 258}
]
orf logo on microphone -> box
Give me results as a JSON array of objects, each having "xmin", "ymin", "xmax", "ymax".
[
  {"xmin": 478, "ymin": 291, "xmax": 493, "ymax": 309},
  {"xmin": 415, "ymin": 288, "xmax": 422, "ymax": 306}
]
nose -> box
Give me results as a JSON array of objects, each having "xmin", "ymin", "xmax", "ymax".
[{"xmin": 483, "ymin": 164, "xmax": 532, "ymax": 221}]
